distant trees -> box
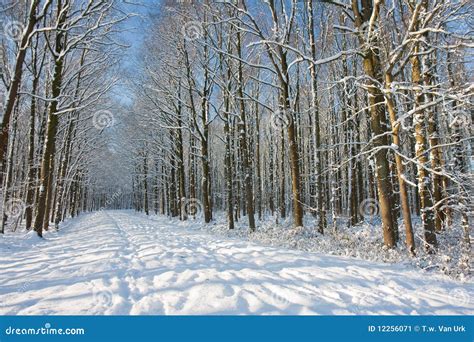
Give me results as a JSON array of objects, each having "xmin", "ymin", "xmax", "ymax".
[
  {"xmin": 126, "ymin": 0, "xmax": 472, "ymax": 256},
  {"xmin": 0, "ymin": 0, "xmax": 130, "ymax": 235}
]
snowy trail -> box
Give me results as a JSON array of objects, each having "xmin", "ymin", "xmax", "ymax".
[{"xmin": 0, "ymin": 210, "xmax": 472, "ymax": 315}]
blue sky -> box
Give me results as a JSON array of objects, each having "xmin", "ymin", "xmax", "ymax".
[
  {"xmin": 110, "ymin": 0, "xmax": 162, "ymax": 105},
  {"xmin": 120, "ymin": 0, "xmax": 161, "ymax": 64}
]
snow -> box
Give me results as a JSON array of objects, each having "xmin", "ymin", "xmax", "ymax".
[{"xmin": 0, "ymin": 210, "xmax": 472, "ymax": 315}]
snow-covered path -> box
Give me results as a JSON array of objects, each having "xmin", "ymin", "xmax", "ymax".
[{"xmin": 0, "ymin": 211, "xmax": 472, "ymax": 315}]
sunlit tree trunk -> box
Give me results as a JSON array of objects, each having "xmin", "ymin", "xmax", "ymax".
[
  {"xmin": 34, "ymin": 0, "xmax": 67, "ymax": 237},
  {"xmin": 352, "ymin": 0, "xmax": 397, "ymax": 247}
]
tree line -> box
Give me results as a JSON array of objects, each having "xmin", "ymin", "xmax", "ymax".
[
  {"xmin": 0, "ymin": 0, "xmax": 130, "ymax": 236},
  {"xmin": 0, "ymin": 0, "xmax": 472, "ymax": 261},
  {"xmin": 125, "ymin": 0, "xmax": 472, "ymax": 256}
]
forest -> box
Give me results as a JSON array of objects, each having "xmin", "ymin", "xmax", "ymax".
[{"xmin": 0, "ymin": 0, "xmax": 473, "ymax": 313}]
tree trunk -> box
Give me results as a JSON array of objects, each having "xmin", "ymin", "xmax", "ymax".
[
  {"xmin": 25, "ymin": 59, "xmax": 40, "ymax": 230},
  {"xmin": 34, "ymin": 0, "xmax": 67, "ymax": 237},
  {"xmin": 385, "ymin": 72, "xmax": 416, "ymax": 254},
  {"xmin": 308, "ymin": 0, "xmax": 325, "ymax": 232},
  {"xmin": 237, "ymin": 30, "xmax": 255, "ymax": 231},
  {"xmin": 410, "ymin": 1, "xmax": 437, "ymax": 252},
  {"xmin": 352, "ymin": 0, "xmax": 397, "ymax": 247},
  {"xmin": 143, "ymin": 152, "xmax": 149, "ymax": 216}
]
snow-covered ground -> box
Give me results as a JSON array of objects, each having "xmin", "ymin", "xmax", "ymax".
[{"xmin": 0, "ymin": 210, "xmax": 472, "ymax": 315}]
